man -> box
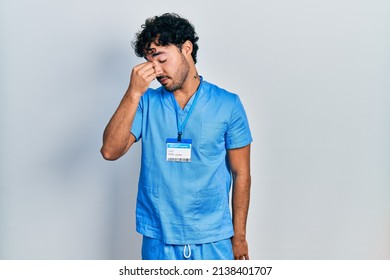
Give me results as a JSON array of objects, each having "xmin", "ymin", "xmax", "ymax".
[{"xmin": 101, "ymin": 13, "xmax": 252, "ymax": 260}]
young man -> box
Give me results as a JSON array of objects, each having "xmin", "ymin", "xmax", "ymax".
[{"xmin": 101, "ymin": 13, "xmax": 252, "ymax": 260}]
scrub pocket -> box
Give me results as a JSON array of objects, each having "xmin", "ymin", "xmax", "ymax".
[
  {"xmin": 195, "ymin": 185, "xmax": 225, "ymax": 229},
  {"xmin": 136, "ymin": 184, "xmax": 160, "ymax": 227},
  {"xmin": 199, "ymin": 122, "xmax": 226, "ymax": 157}
]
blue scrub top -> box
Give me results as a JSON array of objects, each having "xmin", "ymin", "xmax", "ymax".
[{"xmin": 131, "ymin": 77, "xmax": 252, "ymax": 245}]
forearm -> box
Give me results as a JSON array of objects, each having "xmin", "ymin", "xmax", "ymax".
[
  {"xmin": 232, "ymin": 172, "xmax": 251, "ymax": 240},
  {"xmin": 228, "ymin": 144, "xmax": 251, "ymax": 259},
  {"xmin": 101, "ymin": 61, "xmax": 158, "ymax": 160},
  {"xmin": 101, "ymin": 91, "xmax": 140, "ymax": 160}
]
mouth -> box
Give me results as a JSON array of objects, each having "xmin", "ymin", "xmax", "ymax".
[{"xmin": 157, "ymin": 76, "xmax": 169, "ymax": 85}]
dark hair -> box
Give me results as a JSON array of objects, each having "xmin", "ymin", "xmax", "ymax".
[{"xmin": 132, "ymin": 13, "xmax": 199, "ymax": 64}]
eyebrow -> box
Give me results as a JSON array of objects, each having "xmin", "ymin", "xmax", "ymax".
[
  {"xmin": 145, "ymin": 51, "xmax": 166, "ymax": 61},
  {"xmin": 152, "ymin": 51, "xmax": 165, "ymax": 57}
]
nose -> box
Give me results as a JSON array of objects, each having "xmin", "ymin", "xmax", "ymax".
[{"xmin": 153, "ymin": 64, "xmax": 163, "ymax": 76}]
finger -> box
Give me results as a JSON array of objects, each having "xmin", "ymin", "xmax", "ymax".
[
  {"xmin": 236, "ymin": 254, "xmax": 249, "ymax": 260},
  {"xmin": 140, "ymin": 67, "xmax": 156, "ymax": 80},
  {"xmin": 133, "ymin": 66, "xmax": 156, "ymax": 84},
  {"xmin": 137, "ymin": 62, "xmax": 155, "ymax": 76},
  {"xmin": 135, "ymin": 61, "xmax": 154, "ymax": 70},
  {"xmin": 133, "ymin": 62, "xmax": 154, "ymax": 77}
]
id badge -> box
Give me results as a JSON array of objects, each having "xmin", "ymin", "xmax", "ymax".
[{"xmin": 166, "ymin": 138, "xmax": 192, "ymax": 162}]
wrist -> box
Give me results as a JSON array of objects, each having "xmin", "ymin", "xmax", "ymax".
[
  {"xmin": 233, "ymin": 232, "xmax": 246, "ymax": 240},
  {"xmin": 124, "ymin": 89, "xmax": 142, "ymax": 102}
]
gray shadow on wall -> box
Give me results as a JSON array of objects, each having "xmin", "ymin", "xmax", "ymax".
[
  {"xmin": 45, "ymin": 45, "xmax": 143, "ymax": 259},
  {"xmin": 97, "ymin": 45, "xmax": 143, "ymax": 259}
]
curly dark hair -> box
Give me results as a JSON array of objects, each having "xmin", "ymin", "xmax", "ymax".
[{"xmin": 132, "ymin": 13, "xmax": 199, "ymax": 64}]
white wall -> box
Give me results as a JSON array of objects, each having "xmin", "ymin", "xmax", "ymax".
[{"xmin": 1, "ymin": 0, "xmax": 389, "ymax": 259}]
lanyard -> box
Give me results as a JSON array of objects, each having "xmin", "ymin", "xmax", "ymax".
[{"xmin": 170, "ymin": 80, "xmax": 202, "ymax": 141}]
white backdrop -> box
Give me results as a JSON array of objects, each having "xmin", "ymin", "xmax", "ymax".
[{"xmin": 1, "ymin": 0, "xmax": 389, "ymax": 259}]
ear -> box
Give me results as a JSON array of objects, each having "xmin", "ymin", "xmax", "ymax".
[{"xmin": 181, "ymin": 40, "xmax": 193, "ymax": 58}]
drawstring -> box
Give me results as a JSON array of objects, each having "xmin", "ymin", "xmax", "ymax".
[{"xmin": 183, "ymin": 244, "xmax": 191, "ymax": 259}]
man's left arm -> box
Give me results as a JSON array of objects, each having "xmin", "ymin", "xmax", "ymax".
[{"xmin": 228, "ymin": 144, "xmax": 251, "ymax": 260}]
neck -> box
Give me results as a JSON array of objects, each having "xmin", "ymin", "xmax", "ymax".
[{"xmin": 174, "ymin": 70, "xmax": 200, "ymax": 109}]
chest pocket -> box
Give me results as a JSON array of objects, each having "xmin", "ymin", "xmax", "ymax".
[{"xmin": 199, "ymin": 122, "xmax": 227, "ymax": 157}]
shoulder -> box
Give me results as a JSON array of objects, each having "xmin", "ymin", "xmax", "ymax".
[
  {"xmin": 202, "ymin": 80, "xmax": 238, "ymax": 102},
  {"xmin": 143, "ymin": 87, "xmax": 164, "ymax": 98},
  {"xmin": 139, "ymin": 87, "xmax": 165, "ymax": 104},
  {"xmin": 203, "ymin": 81, "xmax": 237, "ymax": 99}
]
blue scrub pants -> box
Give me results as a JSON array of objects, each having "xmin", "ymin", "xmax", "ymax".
[{"xmin": 142, "ymin": 236, "xmax": 234, "ymax": 260}]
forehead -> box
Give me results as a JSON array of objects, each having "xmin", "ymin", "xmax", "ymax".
[{"xmin": 144, "ymin": 42, "xmax": 178, "ymax": 59}]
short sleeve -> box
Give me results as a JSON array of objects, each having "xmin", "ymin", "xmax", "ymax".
[
  {"xmin": 130, "ymin": 98, "xmax": 143, "ymax": 142},
  {"xmin": 225, "ymin": 95, "xmax": 253, "ymax": 149}
]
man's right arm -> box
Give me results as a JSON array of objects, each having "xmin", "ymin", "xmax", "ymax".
[{"xmin": 100, "ymin": 62, "xmax": 156, "ymax": 161}]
